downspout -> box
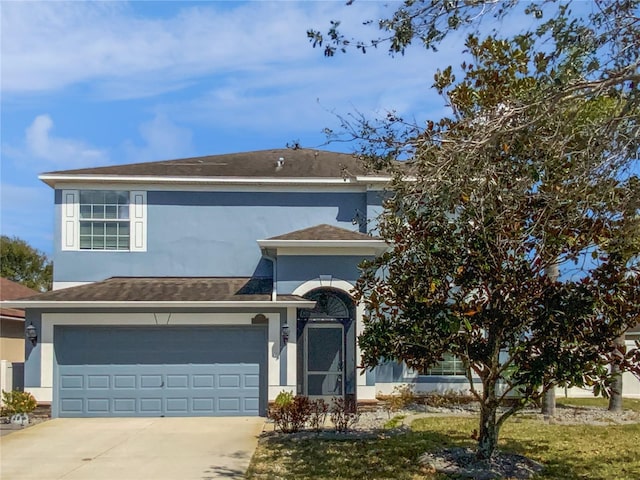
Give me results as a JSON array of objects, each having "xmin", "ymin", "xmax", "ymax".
[{"xmin": 263, "ymin": 251, "xmax": 277, "ymax": 302}]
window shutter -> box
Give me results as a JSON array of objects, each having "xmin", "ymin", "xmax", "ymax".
[
  {"xmin": 61, "ymin": 190, "xmax": 79, "ymax": 250},
  {"xmin": 130, "ymin": 191, "xmax": 147, "ymax": 252}
]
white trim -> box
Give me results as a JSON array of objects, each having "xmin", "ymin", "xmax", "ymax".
[
  {"xmin": 355, "ymin": 176, "xmax": 394, "ymax": 183},
  {"xmin": 129, "ymin": 190, "xmax": 147, "ymax": 252},
  {"xmin": 52, "ymin": 281, "xmax": 92, "ymax": 291},
  {"xmin": 47, "ymin": 181, "xmax": 369, "ymax": 194},
  {"xmin": 258, "ymin": 239, "xmax": 386, "ymax": 249},
  {"xmin": 355, "ymin": 175, "xmax": 415, "ymax": 183},
  {"xmin": 274, "ymin": 246, "xmax": 384, "ymax": 256},
  {"xmin": 355, "ymin": 302, "xmax": 368, "ymax": 387},
  {"xmin": 268, "ymin": 315, "xmax": 280, "ymax": 393},
  {"xmin": 357, "ymin": 385, "xmax": 378, "ymax": 401},
  {"xmin": 41, "ymin": 174, "xmax": 363, "ymax": 187},
  {"xmin": 25, "ymin": 387, "xmax": 52, "ymax": 403},
  {"xmin": 292, "ymin": 278, "xmax": 355, "ymax": 297},
  {"xmin": 61, "ymin": 190, "xmax": 79, "ymax": 250},
  {"xmin": 286, "ymin": 307, "xmax": 297, "ymax": 388},
  {"xmin": 1, "ymin": 300, "xmax": 316, "ymax": 309}
]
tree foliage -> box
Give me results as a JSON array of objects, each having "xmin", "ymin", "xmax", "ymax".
[
  {"xmin": 1, "ymin": 236, "xmax": 52, "ymax": 292},
  {"xmin": 311, "ymin": 0, "xmax": 640, "ymax": 459}
]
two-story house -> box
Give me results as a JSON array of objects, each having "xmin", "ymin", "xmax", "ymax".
[{"xmin": 9, "ymin": 148, "xmax": 480, "ymax": 418}]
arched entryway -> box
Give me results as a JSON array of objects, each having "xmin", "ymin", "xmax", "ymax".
[{"xmin": 297, "ymin": 288, "xmax": 356, "ymax": 402}]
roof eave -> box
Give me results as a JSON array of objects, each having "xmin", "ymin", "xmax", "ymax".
[
  {"xmin": 257, "ymin": 239, "xmax": 388, "ymax": 249},
  {"xmin": 38, "ymin": 174, "xmax": 372, "ymax": 188},
  {"xmin": 0, "ymin": 300, "xmax": 316, "ymax": 309}
]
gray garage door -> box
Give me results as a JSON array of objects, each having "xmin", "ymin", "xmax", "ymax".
[{"xmin": 54, "ymin": 325, "xmax": 267, "ymax": 418}]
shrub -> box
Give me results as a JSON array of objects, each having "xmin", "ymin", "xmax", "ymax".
[
  {"xmin": 268, "ymin": 392, "xmax": 312, "ymax": 433},
  {"xmin": 1, "ymin": 390, "xmax": 37, "ymax": 416},
  {"xmin": 329, "ymin": 397, "xmax": 360, "ymax": 432},
  {"xmin": 308, "ymin": 399, "xmax": 329, "ymax": 432},
  {"xmin": 273, "ymin": 390, "xmax": 294, "ymax": 408},
  {"xmin": 421, "ymin": 390, "xmax": 475, "ymax": 408},
  {"xmin": 387, "ymin": 384, "xmax": 417, "ymax": 412}
]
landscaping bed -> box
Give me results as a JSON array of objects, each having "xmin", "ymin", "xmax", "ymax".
[
  {"xmin": 0, "ymin": 404, "xmax": 51, "ymax": 435},
  {"xmin": 248, "ymin": 398, "xmax": 640, "ymax": 479}
]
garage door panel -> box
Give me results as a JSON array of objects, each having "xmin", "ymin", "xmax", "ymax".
[{"xmin": 55, "ymin": 326, "xmax": 266, "ymax": 417}]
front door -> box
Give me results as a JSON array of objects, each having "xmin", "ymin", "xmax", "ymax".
[{"xmin": 304, "ymin": 323, "xmax": 344, "ymax": 400}]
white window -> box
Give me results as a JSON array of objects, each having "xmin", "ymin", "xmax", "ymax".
[
  {"xmin": 426, "ymin": 354, "xmax": 466, "ymax": 376},
  {"xmin": 404, "ymin": 354, "xmax": 467, "ymax": 377},
  {"xmin": 61, "ymin": 190, "xmax": 146, "ymax": 251}
]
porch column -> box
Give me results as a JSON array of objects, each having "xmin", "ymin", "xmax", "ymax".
[
  {"xmin": 267, "ymin": 313, "xmax": 283, "ymax": 401},
  {"xmin": 355, "ymin": 302, "xmax": 377, "ymax": 400},
  {"xmin": 286, "ymin": 307, "xmax": 297, "ymax": 392}
]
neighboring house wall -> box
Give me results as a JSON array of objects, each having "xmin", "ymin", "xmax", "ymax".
[
  {"xmin": 1, "ymin": 278, "xmax": 38, "ymax": 363},
  {"xmin": 0, "ymin": 318, "xmax": 25, "ymax": 362},
  {"xmin": 53, "ymin": 189, "xmax": 372, "ymax": 282}
]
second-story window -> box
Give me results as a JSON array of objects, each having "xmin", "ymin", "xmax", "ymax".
[
  {"xmin": 61, "ymin": 189, "xmax": 146, "ymax": 252},
  {"xmin": 79, "ymin": 191, "xmax": 130, "ymax": 250}
]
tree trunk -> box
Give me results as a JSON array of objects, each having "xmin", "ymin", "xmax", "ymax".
[
  {"xmin": 541, "ymin": 260, "xmax": 559, "ymax": 417},
  {"xmin": 608, "ymin": 335, "xmax": 625, "ymax": 412},
  {"xmin": 477, "ymin": 403, "xmax": 499, "ymax": 460},
  {"xmin": 542, "ymin": 388, "xmax": 556, "ymax": 417}
]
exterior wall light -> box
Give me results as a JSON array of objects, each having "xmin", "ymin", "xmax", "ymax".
[
  {"xmin": 26, "ymin": 322, "xmax": 38, "ymax": 346},
  {"xmin": 281, "ymin": 324, "xmax": 290, "ymax": 346}
]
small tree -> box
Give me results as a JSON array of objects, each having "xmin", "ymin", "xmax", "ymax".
[
  {"xmin": 0, "ymin": 236, "xmax": 52, "ymax": 291},
  {"xmin": 310, "ymin": 0, "xmax": 640, "ymax": 459}
]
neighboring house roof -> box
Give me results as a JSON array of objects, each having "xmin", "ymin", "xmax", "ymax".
[
  {"xmin": 2, "ymin": 277, "xmax": 315, "ymax": 309},
  {"xmin": 39, "ymin": 149, "xmax": 393, "ymax": 187},
  {"xmin": 268, "ymin": 224, "xmax": 380, "ymax": 241},
  {"xmin": 0, "ymin": 277, "xmax": 38, "ymax": 321}
]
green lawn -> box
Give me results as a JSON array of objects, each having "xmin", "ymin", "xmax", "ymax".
[
  {"xmin": 247, "ymin": 415, "xmax": 640, "ymax": 479},
  {"xmin": 556, "ymin": 396, "xmax": 640, "ymax": 412}
]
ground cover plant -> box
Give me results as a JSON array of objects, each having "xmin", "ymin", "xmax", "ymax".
[{"xmin": 248, "ymin": 411, "xmax": 640, "ymax": 479}]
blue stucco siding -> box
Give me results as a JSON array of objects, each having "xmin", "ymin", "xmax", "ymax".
[
  {"xmin": 54, "ymin": 189, "xmax": 368, "ymax": 282},
  {"xmin": 366, "ymin": 190, "xmax": 386, "ymax": 234},
  {"xmin": 276, "ymin": 255, "xmax": 370, "ymax": 295}
]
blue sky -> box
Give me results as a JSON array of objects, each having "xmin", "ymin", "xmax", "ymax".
[{"xmin": 0, "ymin": 1, "xmax": 541, "ymax": 256}]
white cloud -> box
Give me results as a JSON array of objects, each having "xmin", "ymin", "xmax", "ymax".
[
  {"xmin": 123, "ymin": 113, "xmax": 194, "ymax": 162},
  {"xmin": 0, "ymin": 1, "xmax": 384, "ymax": 98},
  {"xmin": 23, "ymin": 114, "xmax": 109, "ymax": 168}
]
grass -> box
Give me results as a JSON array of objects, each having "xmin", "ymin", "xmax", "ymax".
[
  {"xmin": 383, "ymin": 414, "xmax": 406, "ymax": 429},
  {"xmin": 556, "ymin": 396, "xmax": 640, "ymax": 412},
  {"xmin": 247, "ymin": 413, "xmax": 640, "ymax": 479}
]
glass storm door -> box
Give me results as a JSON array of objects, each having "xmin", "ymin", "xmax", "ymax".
[{"xmin": 304, "ymin": 324, "xmax": 344, "ymax": 400}]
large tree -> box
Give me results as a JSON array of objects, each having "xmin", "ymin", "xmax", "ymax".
[
  {"xmin": 310, "ymin": 0, "xmax": 640, "ymax": 460},
  {"xmin": 1, "ymin": 236, "xmax": 52, "ymax": 292}
]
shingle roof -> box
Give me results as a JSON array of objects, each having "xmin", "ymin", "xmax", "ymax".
[
  {"xmin": 0, "ymin": 277, "xmax": 39, "ymax": 319},
  {"xmin": 15, "ymin": 277, "xmax": 306, "ymax": 303},
  {"xmin": 268, "ymin": 224, "xmax": 381, "ymax": 241},
  {"xmin": 42, "ymin": 149, "xmax": 368, "ymax": 179}
]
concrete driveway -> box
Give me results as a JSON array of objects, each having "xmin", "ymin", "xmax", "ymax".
[{"xmin": 0, "ymin": 417, "xmax": 265, "ymax": 480}]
